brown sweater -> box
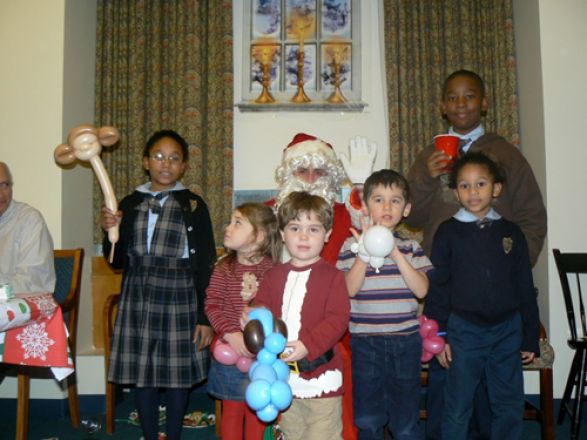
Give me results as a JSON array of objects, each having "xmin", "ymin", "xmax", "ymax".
[{"xmin": 406, "ymin": 133, "xmax": 547, "ymax": 267}]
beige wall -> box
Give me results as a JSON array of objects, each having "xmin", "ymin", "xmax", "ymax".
[
  {"xmin": 537, "ymin": 0, "xmax": 587, "ymax": 397},
  {"xmin": 0, "ymin": 0, "xmax": 98, "ymax": 399}
]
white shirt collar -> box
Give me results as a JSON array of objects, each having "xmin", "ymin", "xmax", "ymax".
[
  {"xmin": 136, "ymin": 181, "xmax": 185, "ymax": 195},
  {"xmin": 448, "ymin": 124, "xmax": 485, "ymax": 153},
  {"xmin": 453, "ymin": 207, "xmax": 501, "ymax": 223}
]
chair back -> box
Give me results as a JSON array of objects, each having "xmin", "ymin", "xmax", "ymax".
[
  {"xmin": 53, "ymin": 248, "xmax": 84, "ymax": 358},
  {"xmin": 553, "ymin": 249, "xmax": 587, "ymax": 343}
]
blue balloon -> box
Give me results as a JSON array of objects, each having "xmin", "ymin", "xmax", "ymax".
[
  {"xmin": 257, "ymin": 348, "xmax": 277, "ymax": 365},
  {"xmin": 264, "ymin": 332, "xmax": 286, "ymax": 355},
  {"xmin": 256, "ymin": 403, "xmax": 279, "ymax": 423},
  {"xmin": 270, "ymin": 380, "xmax": 293, "ymax": 411},
  {"xmin": 248, "ymin": 361, "xmax": 260, "ymax": 380},
  {"xmin": 245, "ymin": 379, "xmax": 271, "ymax": 411},
  {"xmin": 248, "ymin": 308, "xmax": 274, "ymax": 337},
  {"xmin": 272, "ymin": 359, "xmax": 290, "ymax": 382},
  {"xmin": 251, "ymin": 363, "xmax": 277, "ymax": 384}
]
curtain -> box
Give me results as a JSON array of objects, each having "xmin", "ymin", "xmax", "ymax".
[
  {"xmin": 94, "ymin": 0, "xmax": 233, "ymax": 244},
  {"xmin": 383, "ymin": 0, "xmax": 519, "ymax": 174}
]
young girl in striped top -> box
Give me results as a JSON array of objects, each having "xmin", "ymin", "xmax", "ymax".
[{"xmin": 205, "ymin": 203, "xmax": 281, "ymax": 439}]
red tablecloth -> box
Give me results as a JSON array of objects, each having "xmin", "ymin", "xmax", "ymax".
[{"xmin": 0, "ymin": 293, "xmax": 74, "ymax": 380}]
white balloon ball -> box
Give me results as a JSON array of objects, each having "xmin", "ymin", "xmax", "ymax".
[{"xmin": 363, "ymin": 226, "xmax": 394, "ymax": 258}]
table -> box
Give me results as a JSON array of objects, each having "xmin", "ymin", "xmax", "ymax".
[{"xmin": 0, "ymin": 293, "xmax": 74, "ymax": 380}]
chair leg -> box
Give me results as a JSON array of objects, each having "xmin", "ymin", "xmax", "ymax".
[
  {"xmin": 105, "ymin": 381, "xmax": 117, "ymax": 434},
  {"xmin": 559, "ymin": 349, "xmax": 580, "ymax": 424},
  {"xmin": 571, "ymin": 349, "xmax": 587, "ymax": 439},
  {"xmin": 16, "ymin": 372, "xmax": 30, "ymax": 440},
  {"xmin": 215, "ymin": 399, "xmax": 222, "ymax": 438},
  {"xmin": 66, "ymin": 372, "xmax": 81, "ymax": 428},
  {"xmin": 539, "ymin": 368, "xmax": 555, "ymax": 440}
]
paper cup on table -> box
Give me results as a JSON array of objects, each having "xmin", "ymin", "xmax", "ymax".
[{"xmin": 434, "ymin": 134, "xmax": 460, "ymax": 170}]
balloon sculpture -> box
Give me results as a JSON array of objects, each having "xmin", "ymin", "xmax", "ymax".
[
  {"xmin": 54, "ymin": 125, "xmax": 120, "ymax": 263},
  {"xmin": 351, "ymin": 225, "xmax": 395, "ymax": 273},
  {"xmin": 243, "ymin": 308, "xmax": 293, "ymax": 423},
  {"xmin": 211, "ymin": 339, "xmax": 254, "ymax": 373},
  {"xmin": 419, "ymin": 315, "xmax": 446, "ymax": 362}
]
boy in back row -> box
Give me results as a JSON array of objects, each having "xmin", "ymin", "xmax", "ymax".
[
  {"xmin": 337, "ymin": 170, "xmax": 432, "ymax": 439},
  {"xmin": 407, "ymin": 69, "xmax": 546, "ymax": 440}
]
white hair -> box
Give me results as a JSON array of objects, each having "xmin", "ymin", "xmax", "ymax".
[{"xmin": 274, "ymin": 152, "xmax": 347, "ymax": 207}]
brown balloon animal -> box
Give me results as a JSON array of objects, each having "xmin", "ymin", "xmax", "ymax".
[
  {"xmin": 54, "ymin": 125, "xmax": 120, "ymax": 262},
  {"xmin": 244, "ymin": 319, "xmax": 266, "ymax": 354}
]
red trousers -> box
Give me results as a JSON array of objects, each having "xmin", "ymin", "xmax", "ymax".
[{"xmin": 220, "ymin": 400, "xmax": 267, "ymax": 440}]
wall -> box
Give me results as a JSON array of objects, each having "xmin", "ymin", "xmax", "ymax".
[
  {"xmin": 514, "ymin": 0, "xmax": 587, "ymax": 397},
  {"xmin": 0, "ymin": 0, "xmax": 99, "ymax": 399}
]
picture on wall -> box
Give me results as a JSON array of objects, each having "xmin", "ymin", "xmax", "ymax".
[
  {"xmin": 252, "ymin": 0, "xmax": 282, "ymax": 38},
  {"xmin": 321, "ymin": 0, "xmax": 351, "ymax": 38}
]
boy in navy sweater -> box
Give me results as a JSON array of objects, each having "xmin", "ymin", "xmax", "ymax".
[{"xmin": 425, "ymin": 152, "xmax": 539, "ymax": 440}]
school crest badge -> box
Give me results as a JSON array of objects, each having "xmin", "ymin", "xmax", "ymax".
[
  {"xmin": 503, "ymin": 237, "xmax": 513, "ymax": 254},
  {"xmin": 190, "ymin": 199, "xmax": 198, "ymax": 212}
]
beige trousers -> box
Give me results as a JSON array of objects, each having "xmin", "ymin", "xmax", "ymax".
[{"xmin": 279, "ymin": 396, "xmax": 343, "ymax": 440}]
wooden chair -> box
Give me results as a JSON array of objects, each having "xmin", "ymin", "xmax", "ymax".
[
  {"xmin": 16, "ymin": 248, "xmax": 84, "ymax": 440},
  {"xmin": 419, "ymin": 322, "xmax": 555, "ymax": 440},
  {"xmin": 553, "ymin": 248, "xmax": 587, "ymax": 440}
]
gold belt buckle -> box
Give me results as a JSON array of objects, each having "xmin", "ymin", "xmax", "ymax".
[{"xmin": 287, "ymin": 361, "xmax": 300, "ymax": 375}]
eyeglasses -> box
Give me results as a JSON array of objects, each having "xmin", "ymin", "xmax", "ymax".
[
  {"xmin": 0, "ymin": 181, "xmax": 12, "ymax": 190},
  {"xmin": 150, "ymin": 153, "xmax": 182, "ymax": 164}
]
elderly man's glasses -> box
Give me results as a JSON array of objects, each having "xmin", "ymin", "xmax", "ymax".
[
  {"xmin": 0, "ymin": 181, "xmax": 12, "ymax": 190},
  {"xmin": 150, "ymin": 153, "xmax": 182, "ymax": 164}
]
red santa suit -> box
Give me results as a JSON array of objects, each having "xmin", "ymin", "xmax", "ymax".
[{"xmin": 255, "ymin": 259, "xmax": 350, "ymax": 398}]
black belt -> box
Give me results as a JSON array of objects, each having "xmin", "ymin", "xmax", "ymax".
[{"xmin": 287, "ymin": 349, "xmax": 334, "ymax": 374}]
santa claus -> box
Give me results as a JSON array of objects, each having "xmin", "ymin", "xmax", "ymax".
[{"xmin": 268, "ymin": 132, "xmax": 376, "ymax": 440}]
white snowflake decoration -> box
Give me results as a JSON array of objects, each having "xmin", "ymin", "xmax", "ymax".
[
  {"xmin": 28, "ymin": 294, "xmax": 58, "ymax": 319},
  {"xmin": 16, "ymin": 322, "xmax": 55, "ymax": 361}
]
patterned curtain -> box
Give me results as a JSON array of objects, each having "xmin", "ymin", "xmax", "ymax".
[
  {"xmin": 383, "ymin": 0, "xmax": 519, "ymax": 174},
  {"xmin": 94, "ymin": 0, "xmax": 233, "ymax": 244}
]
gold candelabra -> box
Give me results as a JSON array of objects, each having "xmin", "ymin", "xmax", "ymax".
[
  {"xmin": 253, "ymin": 45, "xmax": 277, "ymax": 104},
  {"xmin": 290, "ymin": 14, "xmax": 314, "ymax": 103},
  {"xmin": 326, "ymin": 45, "xmax": 348, "ymax": 104}
]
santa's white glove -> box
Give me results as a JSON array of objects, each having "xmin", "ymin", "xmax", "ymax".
[
  {"xmin": 339, "ymin": 136, "xmax": 377, "ymax": 184},
  {"xmin": 350, "ymin": 235, "xmax": 371, "ymax": 264}
]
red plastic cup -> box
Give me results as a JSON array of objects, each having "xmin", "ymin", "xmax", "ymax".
[{"xmin": 434, "ymin": 134, "xmax": 460, "ymax": 171}]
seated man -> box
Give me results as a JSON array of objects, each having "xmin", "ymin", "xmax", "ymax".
[{"xmin": 0, "ymin": 161, "xmax": 55, "ymax": 293}]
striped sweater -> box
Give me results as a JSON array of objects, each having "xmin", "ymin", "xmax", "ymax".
[
  {"xmin": 337, "ymin": 232, "xmax": 433, "ymax": 335},
  {"xmin": 205, "ymin": 255, "xmax": 275, "ymax": 339}
]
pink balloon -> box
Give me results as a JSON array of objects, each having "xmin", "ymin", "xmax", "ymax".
[
  {"xmin": 423, "ymin": 335, "xmax": 446, "ymax": 355},
  {"xmin": 236, "ymin": 356, "xmax": 253, "ymax": 373},
  {"xmin": 213, "ymin": 342, "xmax": 239, "ymax": 365},
  {"xmin": 418, "ymin": 315, "xmax": 428, "ymax": 326},
  {"xmin": 421, "ymin": 350, "xmax": 434, "ymax": 362},
  {"xmin": 419, "ymin": 319, "xmax": 439, "ymax": 339}
]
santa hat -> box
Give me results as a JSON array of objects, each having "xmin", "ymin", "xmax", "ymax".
[{"xmin": 283, "ymin": 133, "xmax": 337, "ymax": 162}]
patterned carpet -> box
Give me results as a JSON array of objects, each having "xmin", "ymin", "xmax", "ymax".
[{"xmin": 0, "ymin": 388, "xmax": 583, "ymax": 439}]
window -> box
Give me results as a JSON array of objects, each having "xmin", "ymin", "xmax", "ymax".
[{"xmin": 240, "ymin": 0, "xmax": 362, "ymax": 109}]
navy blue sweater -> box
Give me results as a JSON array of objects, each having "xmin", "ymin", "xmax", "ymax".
[{"xmin": 425, "ymin": 217, "xmax": 540, "ymax": 354}]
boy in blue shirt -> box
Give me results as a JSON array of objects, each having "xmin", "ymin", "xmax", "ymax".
[
  {"xmin": 337, "ymin": 169, "xmax": 432, "ymax": 439},
  {"xmin": 425, "ymin": 152, "xmax": 540, "ymax": 440}
]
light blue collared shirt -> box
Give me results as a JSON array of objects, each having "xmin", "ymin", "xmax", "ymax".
[
  {"xmin": 136, "ymin": 182, "xmax": 189, "ymax": 257},
  {"xmin": 453, "ymin": 207, "xmax": 501, "ymax": 223},
  {"xmin": 449, "ymin": 124, "xmax": 485, "ymax": 154}
]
